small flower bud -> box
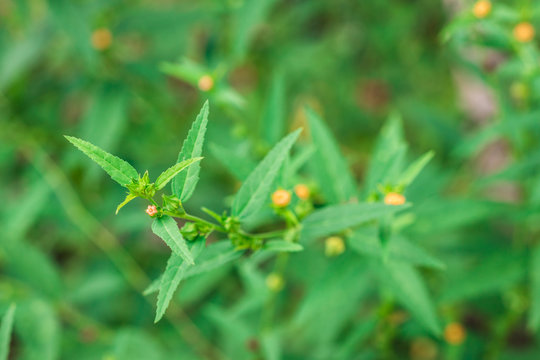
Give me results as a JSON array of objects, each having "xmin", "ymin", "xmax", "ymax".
[
  {"xmin": 384, "ymin": 192, "xmax": 406, "ymax": 206},
  {"xmin": 198, "ymin": 75, "xmax": 214, "ymax": 92},
  {"xmin": 325, "ymin": 236, "xmax": 345, "ymax": 257},
  {"xmin": 145, "ymin": 205, "xmax": 158, "ymax": 217},
  {"xmin": 294, "ymin": 184, "xmax": 310, "ymax": 200},
  {"xmin": 266, "ymin": 273, "xmax": 284, "ymax": 292},
  {"xmin": 272, "ymin": 189, "xmax": 291, "ymax": 207},
  {"xmin": 513, "ymin": 22, "xmax": 535, "ymax": 43},
  {"xmin": 444, "ymin": 322, "xmax": 466, "ymax": 345},
  {"xmin": 91, "ymin": 28, "xmax": 113, "ymax": 51},
  {"xmin": 472, "ymin": 1, "xmax": 491, "ymax": 19}
]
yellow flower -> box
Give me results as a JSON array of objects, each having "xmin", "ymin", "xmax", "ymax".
[
  {"xmin": 198, "ymin": 75, "xmax": 214, "ymax": 92},
  {"xmin": 444, "ymin": 322, "xmax": 466, "ymax": 345},
  {"xmin": 294, "ymin": 184, "xmax": 310, "ymax": 200}
]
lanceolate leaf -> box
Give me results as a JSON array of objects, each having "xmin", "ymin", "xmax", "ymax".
[
  {"xmin": 232, "ymin": 129, "xmax": 302, "ymax": 219},
  {"xmin": 0, "ymin": 304, "xmax": 16, "ymax": 360},
  {"xmin": 397, "ymin": 151, "xmax": 434, "ymax": 188},
  {"xmin": 145, "ymin": 242, "xmax": 242, "ymax": 296},
  {"xmin": 306, "ymin": 108, "xmax": 357, "ymax": 204},
  {"xmin": 64, "ymin": 136, "xmax": 138, "ymax": 186},
  {"xmin": 172, "ymin": 101, "xmax": 209, "ymax": 201},
  {"xmin": 381, "ymin": 261, "xmax": 441, "ymax": 335},
  {"xmin": 301, "ymin": 203, "xmax": 410, "ymax": 241},
  {"xmin": 116, "ymin": 194, "xmax": 136, "ymax": 214},
  {"xmin": 155, "ymin": 157, "xmax": 203, "ymax": 191},
  {"xmin": 155, "ymin": 240, "xmax": 205, "ymax": 322},
  {"xmin": 364, "ymin": 113, "xmax": 407, "ymax": 193},
  {"xmin": 151, "ymin": 216, "xmax": 194, "ymax": 265}
]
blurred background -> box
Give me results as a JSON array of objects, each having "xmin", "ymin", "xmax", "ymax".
[{"xmin": 2, "ymin": 0, "xmax": 540, "ymax": 359}]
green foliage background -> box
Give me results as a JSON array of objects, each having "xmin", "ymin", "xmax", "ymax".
[{"xmin": 1, "ymin": 0, "xmax": 539, "ymax": 359}]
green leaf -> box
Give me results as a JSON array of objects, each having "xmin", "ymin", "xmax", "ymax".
[
  {"xmin": 172, "ymin": 101, "xmax": 209, "ymax": 201},
  {"xmin": 301, "ymin": 203, "xmax": 410, "ymax": 241},
  {"xmin": 261, "ymin": 72, "xmax": 285, "ymax": 146},
  {"xmin": 154, "ymin": 157, "xmax": 203, "ymax": 191},
  {"xmin": 209, "ymin": 143, "xmax": 256, "ymax": 181},
  {"xmin": 529, "ymin": 246, "xmax": 540, "ymax": 330},
  {"xmin": 232, "ymin": 129, "xmax": 302, "ymax": 219},
  {"xmin": 380, "ymin": 261, "xmax": 441, "ymax": 335},
  {"xmin": 112, "ymin": 329, "xmax": 165, "ymax": 360},
  {"xmin": 155, "ymin": 240, "xmax": 205, "ymax": 322},
  {"xmin": 0, "ymin": 304, "xmax": 16, "ymax": 360},
  {"xmin": 151, "ymin": 216, "xmax": 194, "ymax": 265},
  {"xmin": 364, "ymin": 113, "xmax": 407, "ymax": 193},
  {"xmin": 64, "ymin": 136, "xmax": 138, "ymax": 186},
  {"xmin": 306, "ymin": 108, "xmax": 357, "ymax": 204},
  {"xmin": 15, "ymin": 298, "xmax": 59, "ymax": 360},
  {"xmin": 145, "ymin": 242, "xmax": 241, "ymax": 296},
  {"xmin": 116, "ymin": 194, "xmax": 137, "ymax": 214},
  {"xmin": 263, "ymin": 240, "xmax": 303, "ymax": 252},
  {"xmin": 348, "ymin": 231, "xmax": 445, "ymax": 270},
  {"xmin": 397, "ymin": 151, "xmax": 434, "ymax": 188}
]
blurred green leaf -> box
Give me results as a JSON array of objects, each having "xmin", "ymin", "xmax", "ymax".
[
  {"xmin": 529, "ymin": 246, "xmax": 540, "ymax": 330},
  {"xmin": 380, "ymin": 261, "xmax": 441, "ymax": 335},
  {"xmin": 112, "ymin": 329, "xmax": 164, "ymax": 360},
  {"xmin": 0, "ymin": 304, "xmax": 15, "ymax": 360},
  {"xmin": 15, "ymin": 298, "xmax": 59, "ymax": 360},
  {"xmin": 261, "ymin": 72, "xmax": 285, "ymax": 146},
  {"xmin": 301, "ymin": 203, "xmax": 409, "ymax": 241},
  {"xmin": 307, "ymin": 108, "xmax": 357, "ymax": 203},
  {"xmin": 263, "ymin": 240, "xmax": 303, "ymax": 252}
]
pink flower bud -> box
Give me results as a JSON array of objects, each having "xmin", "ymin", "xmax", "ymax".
[{"xmin": 146, "ymin": 205, "xmax": 158, "ymax": 217}]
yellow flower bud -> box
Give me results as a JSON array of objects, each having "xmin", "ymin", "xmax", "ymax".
[
  {"xmin": 384, "ymin": 192, "xmax": 406, "ymax": 206},
  {"xmin": 91, "ymin": 28, "xmax": 113, "ymax": 51},
  {"xmin": 294, "ymin": 184, "xmax": 310, "ymax": 200},
  {"xmin": 272, "ymin": 189, "xmax": 291, "ymax": 207},
  {"xmin": 472, "ymin": 1, "xmax": 491, "ymax": 19},
  {"xmin": 266, "ymin": 273, "xmax": 284, "ymax": 292},
  {"xmin": 444, "ymin": 322, "xmax": 466, "ymax": 345},
  {"xmin": 198, "ymin": 75, "xmax": 214, "ymax": 92},
  {"xmin": 325, "ymin": 236, "xmax": 345, "ymax": 257},
  {"xmin": 513, "ymin": 22, "xmax": 535, "ymax": 43}
]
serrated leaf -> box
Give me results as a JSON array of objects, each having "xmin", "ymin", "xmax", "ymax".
[
  {"xmin": 155, "ymin": 157, "xmax": 203, "ymax": 191},
  {"xmin": 65, "ymin": 136, "xmax": 138, "ymax": 186},
  {"xmin": 155, "ymin": 240, "xmax": 205, "ymax": 322},
  {"xmin": 397, "ymin": 151, "xmax": 434, "ymax": 188},
  {"xmin": 529, "ymin": 246, "xmax": 540, "ymax": 330},
  {"xmin": 263, "ymin": 240, "xmax": 303, "ymax": 253},
  {"xmin": 0, "ymin": 304, "xmax": 16, "ymax": 360},
  {"xmin": 116, "ymin": 194, "xmax": 137, "ymax": 214},
  {"xmin": 145, "ymin": 242, "xmax": 241, "ymax": 296},
  {"xmin": 232, "ymin": 129, "xmax": 301, "ymax": 219},
  {"xmin": 306, "ymin": 108, "xmax": 357, "ymax": 204},
  {"xmin": 301, "ymin": 203, "xmax": 410, "ymax": 241},
  {"xmin": 380, "ymin": 261, "xmax": 441, "ymax": 335},
  {"xmin": 151, "ymin": 216, "xmax": 194, "ymax": 265},
  {"xmin": 172, "ymin": 101, "xmax": 209, "ymax": 201}
]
